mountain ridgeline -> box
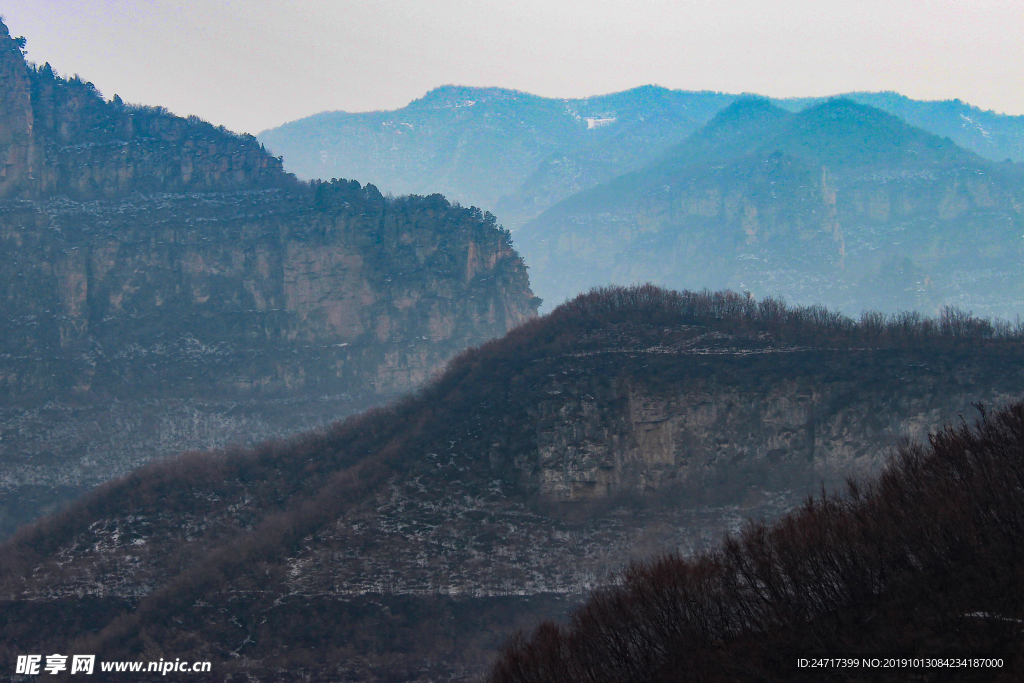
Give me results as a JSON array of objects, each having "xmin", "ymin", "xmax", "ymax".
[
  {"xmin": 515, "ymin": 97, "xmax": 1024, "ymax": 316},
  {"xmin": 0, "ymin": 23, "xmax": 538, "ymax": 538},
  {"xmin": 258, "ymin": 85, "xmax": 1024, "ymax": 230},
  {"xmin": 4, "ymin": 286, "xmax": 1024, "ymax": 681},
  {"xmin": 259, "ymin": 85, "xmax": 737, "ymax": 228}
]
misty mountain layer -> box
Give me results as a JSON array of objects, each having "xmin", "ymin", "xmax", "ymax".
[
  {"xmin": 515, "ymin": 98, "xmax": 1024, "ymax": 316},
  {"xmin": 258, "ymin": 85, "xmax": 1024, "ymax": 229}
]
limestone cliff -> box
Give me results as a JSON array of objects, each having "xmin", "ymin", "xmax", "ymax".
[
  {"xmin": 0, "ymin": 23, "xmax": 538, "ymax": 537},
  {"xmin": 0, "ymin": 182, "xmax": 537, "ymax": 537}
]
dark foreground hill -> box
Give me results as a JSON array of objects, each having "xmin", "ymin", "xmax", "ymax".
[
  {"xmin": 0, "ymin": 23, "xmax": 538, "ymax": 538},
  {"xmin": 516, "ymin": 98, "xmax": 1024, "ymax": 316},
  {"xmin": 3, "ymin": 286, "xmax": 1024, "ymax": 681},
  {"xmin": 489, "ymin": 399, "xmax": 1024, "ymax": 683}
]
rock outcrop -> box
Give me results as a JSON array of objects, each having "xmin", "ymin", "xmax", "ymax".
[{"xmin": 0, "ymin": 22, "xmax": 287, "ymax": 200}]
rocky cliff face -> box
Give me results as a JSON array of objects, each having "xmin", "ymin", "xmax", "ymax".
[
  {"xmin": 0, "ymin": 23, "xmax": 538, "ymax": 537},
  {"xmin": 2, "ymin": 288, "xmax": 1022, "ymax": 682},
  {"xmin": 514, "ymin": 340, "xmax": 1007, "ymax": 503},
  {"xmin": 0, "ymin": 182, "xmax": 537, "ymax": 537}
]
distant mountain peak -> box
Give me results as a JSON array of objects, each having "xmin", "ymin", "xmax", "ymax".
[
  {"xmin": 699, "ymin": 96, "xmax": 791, "ymax": 134},
  {"xmin": 651, "ymin": 97, "xmax": 790, "ymax": 170},
  {"xmin": 781, "ymin": 97, "xmax": 979, "ymax": 168},
  {"xmin": 713, "ymin": 95, "xmax": 782, "ymax": 117},
  {"xmin": 408, "ymin": 85, "xmax": 527, "ymax": 109},
  {"xmin": 795, "ymin": 96, "xmax": 919, "ymax": 131}
]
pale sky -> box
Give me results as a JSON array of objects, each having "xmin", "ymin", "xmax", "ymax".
[{"xmin": 4, "ymin": 0, "xmax": 1022, "ymax": 135}]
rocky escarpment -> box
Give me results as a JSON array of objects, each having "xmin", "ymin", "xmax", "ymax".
[
  {"xmin": 0, "ymin": 22, "xmax": 538, "ymax": 538},
  {"xmin": 2, "ymin": 287, "xmax": 1023, "ymax": 682},
  {"xmin": 507, "ymin": 329, "xmax": 1012, "ymax": 503},
  {"xmin": 0, "ymin": 180, "xmax": 537, "ymax": 538}
]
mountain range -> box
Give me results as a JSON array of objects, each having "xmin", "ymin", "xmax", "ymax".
[
  {"xmin": 260, "ymin": 87, "xmax": 1024, "ymax": 318},
  {"xmin": 258, "ymin": 85, "xmax": 1024, "ymax": 230},
  {"xmin": 2, "ymin": 17, "xmax": 1024, "ymax": 683},
  {"xmin": 515, "ymin": 97, "xmax": 1024, "ymax": 315}
]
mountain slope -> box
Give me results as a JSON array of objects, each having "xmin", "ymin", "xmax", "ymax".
[
  {"xmin": 4, "ymin": 286, "xmax": 1024, "ymax": 681},
  {"xmin": 515, "ymin": 98, "xmax": 1024, "ymax": 315}
]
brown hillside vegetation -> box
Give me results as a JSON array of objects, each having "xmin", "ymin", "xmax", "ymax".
[
  {"xmin": 488, "ymin": 398, "xmax": 1024, "ymax": 683},
  {"xmin": 3, "ymin": 285, "xmax": 1024, "ymax": 681}
]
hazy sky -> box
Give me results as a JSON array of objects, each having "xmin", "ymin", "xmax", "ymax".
[{"xmin": 4, "ymin": 0, "xmax": 1022, "ymax": 135}]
